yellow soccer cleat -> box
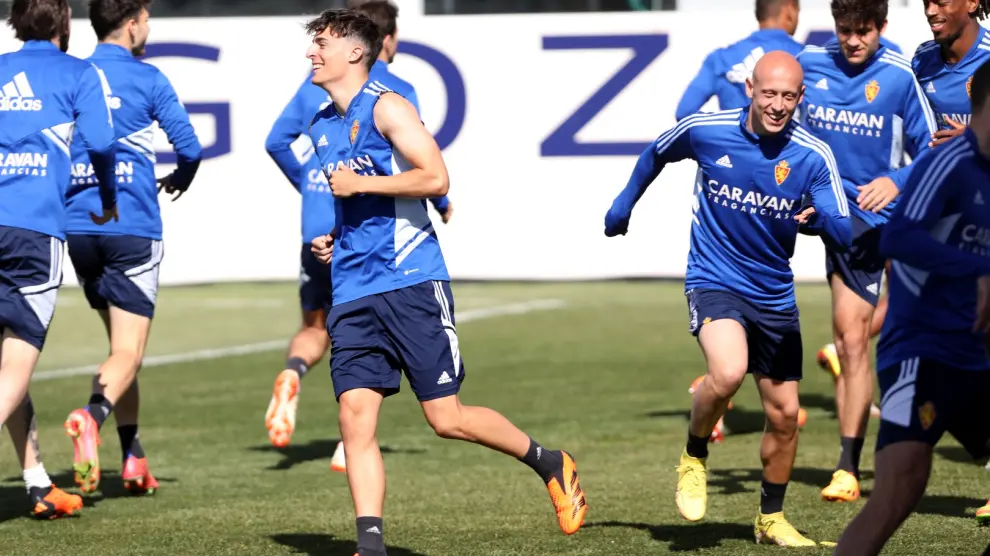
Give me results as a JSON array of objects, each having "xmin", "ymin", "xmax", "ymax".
[
  {"xmin": 817, "ymin": 343, "xmax": 841, "ymax": 379},
  {"xmin": 821, "ymin": 469, "xmax": 860, "ymax": 502},
  {"xmin": 675, "ymin": 449, "xmax": 707, "ymax": 522},
  {"xmin": 976, "ymin": 499, "xmax": 990, "ymax": 525},
  {"xmin": 754, "ymin": 512, "xmax": 817, "ymax": 546}
]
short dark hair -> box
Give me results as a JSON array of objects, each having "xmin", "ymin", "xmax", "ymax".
[
  {"xmin": 349, "ymin": 0, "xmax": 398, "ymax": 39},
  {"xmin": 977, "ymin": 0, "xmax": 990, "ymax": 20},
  {"xmin": 7, "ymin": 0, "xmax": 69, "ymax": 42},
  {"xmin": 755, "ymin": 0, "xmax": 795, "ymax": 22},
  {"xmin": 305, "ymin": 9, "xmax": 382, "ymax": 70},
  {"xmin": 830, "ymin": 0, "xmax": 888, "ymax": 29},
  {"xmin": 971, "ymin": 59, "xmax": 990, "ymax": 114},
  {"xmin": 88, "ymin": 0, "xmax": 151, "ymax": 41}
]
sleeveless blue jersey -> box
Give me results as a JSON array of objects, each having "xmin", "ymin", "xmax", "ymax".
[
  {"xmin": 309, "ymin": 80, "xmax": 449, "ymax": 305},
  {"xmin": 913, "ymin": 26, "xmax": 990, "ymax": 129},
  {"xmin": 0, "ymin": 41, "xmax": 117, "ymax": 239},
  {"xmin": 66, "ymin": 44, "xmax": 202, "ymax": 239}
]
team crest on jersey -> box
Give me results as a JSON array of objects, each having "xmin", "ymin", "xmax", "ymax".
[
  {"xmin": 774, "ymin": 160, "xmax": 791, "ymax": 185},
  {"xmin": 967, "ymin": 76, "xmax": 973, "ymax": 99},
  {"xmin": 350, "ymin": 120, "xmax": 360, "ymax": 144},
  {"xmin": 864, "ymin": 80, "xmax": 880, "ymax": 103},
  {"xmin": 918, "ymin": 401, "xmax": 936, "ymax": 430}
]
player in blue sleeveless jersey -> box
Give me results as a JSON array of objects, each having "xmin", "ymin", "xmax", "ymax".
[
  {"xmin": 59, "ymin": 0, "xmax": 202, "ymax": 498},
  {"xmin": 304, "ymin": 11, "xmax": 586, "ymax": 553},
  {"xmin": 675, "ymin": 0, "xmax": 802, "ymax": 120},
  {"xmin": 263, "ymin": 1, "xmax": 452, "ymax": 472},
  {"xmin": 795, "ymin": 0, "xmax": 939, "ymax": 503},
  {"xmin": 0, "ymin": 0, "xmax": 118, "ymax": 519},
  {"xmin": 607, "ymin": 51, "xmax": 851, "ymax": 546},
  {"xmin": 834, "ymin": 59, "xmax": 990, "ymax": 554}
]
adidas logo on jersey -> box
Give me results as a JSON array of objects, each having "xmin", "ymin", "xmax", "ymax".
[
  {"xmin": 726, "ymin": 47, "xmax": 766, "ymax": 84},
  {"xmin": 926, "ymin": 82, "xmax": 936, "ymax": 94},
  {"xmin": 716, "ymin": 155, "xmax": 733, "ymax": 168},
  {"xmin": 437, "ymin": 371, "xmax": 452, "ymax": 385},
  {"xmin": 317, "ymin": 135, "xmax": 328, "ymax": 147},
  {"xmin": 815, "ymin": 78, "xmax": 829, "ymax": 90},
  {"xmin": 0, "ymin": 72, "xmax": 42, "ymax": 111}
]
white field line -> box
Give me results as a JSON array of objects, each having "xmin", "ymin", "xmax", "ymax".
[{"xmin": 31, "ymin": 298, "xmax": 566, "ymax": 382}]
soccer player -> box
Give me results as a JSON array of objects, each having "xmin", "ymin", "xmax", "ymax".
[
  {"xmin": 0, "ymin": 0, "xmax": 117, "ymax": 517},
  {"xmin": 834, "ymin": 59, "xmax": 990, "ymax": 555},
  {"xmin": 305, "ymin": 10, "xmax": 586, "ymax": 554},
  {"xmin": 675, "ymin": 0, "xmax": 802, "ymax": 120},
  {"xmin": 62, "ymin": 0, "xmax": 202, "ymax": 495},
  {"xmin": 606, "ymin": 51, "xmax": 851, "ymax": 546},
  {"xmin": 264, "ymin": 0, "xmax": 452, "ymax": 473},
  {"xmin": 796, "ymin": 0, "xmax": 938, "ymax": 503}
]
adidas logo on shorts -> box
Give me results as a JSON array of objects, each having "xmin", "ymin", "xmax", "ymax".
[{"xmin": 437, "ymin": 371, "xmax": 452, "ymax": 385}]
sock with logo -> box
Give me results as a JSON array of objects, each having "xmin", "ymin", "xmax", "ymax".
[
  {"xmin": 836, "ymin": 436, "xmax": 864, "ymax": 479},
  {"xmin": 285, "ymin": 356, "xmax": 309, "ymax": 379},
  {"xmin": 356, "ymin": 516, "xmax": 386, "ymax": 555},
  {"xmin": 686, "ymin": 433, "xmax": 710, "ymax": 459},
  {"xmin": 760, "ymin": 480, "xmax": 788, "ymax": 515},
  {"xmin": 117, "ymin": 425, "xmax": 145, "ymax": 460},
  {"xmin": 519, "ymin": 437, "xmax": 563, "ymax": 483},
  {"xmin": 86, "ymin": 394, "xmax": 114, "ymax": 429}
]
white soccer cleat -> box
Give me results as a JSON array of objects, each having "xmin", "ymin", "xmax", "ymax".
[
  {"xmin": 331, "ymin": 440, "xmax": 346, "ymax": 473},
  {"xmin": 266, "ymin": 370, "xmax": 300, "ymax": 448}
]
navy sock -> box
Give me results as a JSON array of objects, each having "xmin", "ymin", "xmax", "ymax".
[
  {"xmin": 686, "ymin": 433, "xmax": 709, "ymax": 459},
  {"xmin": 286, "ymin": 356, "xmax": 309, "ymax": 378},
  {"xmin": 836, "ymin": 436, "xmax": 865, "ymax": 479},
  {"xmin": 356, "ymin": 516, "xmax": 386, "ymax": 555},
  {"xmin": 86, "ymin": 394, "xmax": 113, "ymax": 429},
  {"xmin": 760, "ymin": 480, "xmax": 788, "ymax": 514},
  {"xmin": 117, "ymin": 425, "xmax": 145, "ymax": 459},
  {"xmin": 519, "ymin": 438, "xmax": 562, "ymax": 483}
]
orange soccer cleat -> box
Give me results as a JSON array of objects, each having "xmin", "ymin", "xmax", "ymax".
[{"xmin": 545, "ymin": 451, "xmax": 587, "ymax": 535}]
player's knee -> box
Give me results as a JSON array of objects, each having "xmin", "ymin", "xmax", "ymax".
[
  {"xmin": 765, "ymin": 399, "xmax": 800, "ymax": 434},
  {"xmin": 338, "ymin": 398, "xmax": 376, "ymax": 440},
  {"xmin": 835, "ymin": 326, "xmax": 870, "ymax": 362},
  {"xmin": 707, "ymin": 367, "xmax": 747, "ymax": 400},
  {"xmin": 422, "ymin": 402, "xmax": 468, "ymax": 440}
]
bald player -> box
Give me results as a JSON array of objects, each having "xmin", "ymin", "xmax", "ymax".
[{"xmin": 606, "ymin": 51, "xmax": 851, "ymax": 547}]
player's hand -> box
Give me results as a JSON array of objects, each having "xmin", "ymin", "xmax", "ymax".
[
  {"xmin": 929, "ymin": 116, "xmax": 966, "ymax": 148},
  {"xmin": 328, "ymin": 165, "xmax": 363, "ymax": 198},
  {"xmin": 157, "ymin": 174, "xmax": 187, "ymax": 202},
  {"xmin": 793, "ymin": 206, "xmax": 816, "ymax": 225},
  {"xmin": 441, "ymin": 201, "xmax": 454, "ymax": 224},
  {"xmin": 311, "ymin": 233, "xmax": 334, "ymax": 265},
  {"xmin": 604, "ymin": 210, "xmax": 629, "ymax": 237},
  {"xmin": 975, "ymin": 276, "xmax": 990, "ymax": 333},
  {"xmin": 90, "ymin": 205, "xmax": 119, "ymax": 225},
  {"xmin": 856, "ymin": 176, "xmax": 899, "ymax": 213}
]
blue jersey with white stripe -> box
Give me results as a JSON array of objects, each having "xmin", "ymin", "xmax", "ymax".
[
  {"xmin": 310, "ymin": 81, "xmax": 449, "ymax": 306},
  {"xmin": 676, "ymin": 29, "xmax": 804, "ymax": 120},
  {"xmin": 878, "ymin": 131, "xmax": 990, "ymax": 372},
  {"xmin": 798, "ymin": 41, "xmax": 937, "ymax": 227},
  {"xmin": 66, "ymin": 44, "xmax": 202, "ymax": 240},
  {"xmin": 606, "ymin": 109, "xmax": 852, "ymax": 310},
  {"xmin": 266, "ymin": 60, "xmax": 447, "ymax": 244},
  {"xmin": 0, "ymin": 41, "xmax": 117, "ymax": 240},
  {"xmin": 913, "ymin": 26, "xmax": 990, "ymax": 129}
]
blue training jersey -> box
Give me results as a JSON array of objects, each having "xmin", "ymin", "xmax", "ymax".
[
  {"xmin": 877, "ymin": 130, "xmax": 990, "ymax": 372},
  {"xmin": 66, "ymin": 44, "xmax": 202, "ymax": 240},
  {"xmin": 309, "ymin": 80, "xmax": 450, "ymax": 306},
  {"xmin": 798, "ymin": 40, "xmax": 937, "ymax": 227},
  {"xmin": 913, "ymin": 26, "xmax": 990, "ymax": 129},
  {"xmin": 266, "ymin": 60, "xmax": 448, "ymax": 244},
  {"xmin": 676, "ymin": 29, "xmax": 804, "ymax": 120},
  {"xmin": 0, "ymin": 41, "xmax": 117, "ymax": 240},
  {"xmin": 605, "ymin": 108, "xmax": 851, "ymax": 310}
]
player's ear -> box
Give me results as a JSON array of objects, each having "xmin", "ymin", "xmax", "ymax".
[
  {"xmin": 348, "ymin": 43, "xmax": 365, "ymax": 65},
  {"xmin": 880, "ymin": 20, "xmax": 888, "ymax": 36}
]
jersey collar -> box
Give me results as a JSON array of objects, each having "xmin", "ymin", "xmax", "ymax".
[
  {"xmin": 93, "ymin": 43, "xmax": 133, "ymax": 59},
  {"xmin": 20, "ymin": 40, "xmax": 59, "ymax": 52}
]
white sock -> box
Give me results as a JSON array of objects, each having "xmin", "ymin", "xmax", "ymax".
[{"xmin": 23, "ymin": 463, "xmax": 52, "ymax": 493}]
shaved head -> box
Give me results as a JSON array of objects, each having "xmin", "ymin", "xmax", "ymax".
[{"xmin": 746, "ymin": 51, "xmax": 805, "ymax": 136}]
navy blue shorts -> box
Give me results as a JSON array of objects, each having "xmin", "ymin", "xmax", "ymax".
[
  {"xmin": 825, "ymin": 214, "xmax": 885, "ymax": 306},
  {"xmin": 327, "ymin": 280, "xmax": 465, "ymax": 402},
  {"xmin": 876, "ymin": 358, "xmax": 990, "ymax": 459},
  {"xmin": 686, "ymin": 288, "xmax": 803, "ymax": 381},
  {"xmin": 299, "ymin": 244, "xmax": 331, "ymax": 313},
  {"xmin": 0, "ymin": 226, "xmax": 64, "ymax": 350},
  {"xmin": 67, "ymin": 235, "xmax": 163, "ymax": 319}
]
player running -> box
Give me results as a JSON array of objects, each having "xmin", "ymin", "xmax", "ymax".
[
  {"xmin": 62, "ymin": 0, "xmax": 202, "ymax": 496},
  {"xmin": 607, "ymin": 51, "xmax": 851, "ymax": 546},
  {"xmin": 796, "ymin": 0, "xmax": 938, "ymax": 503},
  {"xmin": 0, "ymin": 0, "xmax": 118, "ymax": 517},
  {"xmin": 676, "ymin": 0, "xmax": 802, "ymax": 120},
  {"xmin": 305, "ymin": 10, "xmax": 586, "ymax": 554},
  {"xmin": 263, "ymin": 0, "xmax": 452, "ymax": 473},
  {"xmin": 834, "ymin": 59, "xmax": 990, "ymax": 554}
]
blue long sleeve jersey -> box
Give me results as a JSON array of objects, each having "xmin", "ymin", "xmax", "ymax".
[
  {"xmin": 877, "ymin": 130, "xmax": 990, "ymax": 373},
  {"xmin": 605, "ymin": 109, "xmax": 852, "ymax": 310},
  {"xmin": 675, "ymin": 29, "xmax": 804, "ymax": 120},
  {"xmin": 66, "ymin": 44, "xmax": 202, "ymax": 240},
  {"xmin": 266, "ymin": 60, "xmax": 449, "ymax": 244},
  {"xmin": 913, "ymin": 26, "xmax": 990, "ymax": 130},
  {"xmin": 797, "ymin": 41, "xmax": 937, "ymax": 228},
  {"xmin": 0, "ymin": 40, "xmax": 117, "ymax": 240}
]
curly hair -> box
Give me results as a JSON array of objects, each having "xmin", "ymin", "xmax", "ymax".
[{"xmin": 830, "ymin": 0, "xmax": 888, "ymax": 29}]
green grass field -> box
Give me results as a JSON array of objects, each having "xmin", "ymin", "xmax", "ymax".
[{"xmin": 1, "ymin": 281, "xmax": 988, "ymax": 555}]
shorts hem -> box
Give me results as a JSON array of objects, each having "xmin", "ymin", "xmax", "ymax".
[
  {"xmin": 333, "ymin": 383, "xmax": 399, "ymax": 402},
  {"xmin": 414, "ymin": 386, "xmax": 461, "ymax": 403}
]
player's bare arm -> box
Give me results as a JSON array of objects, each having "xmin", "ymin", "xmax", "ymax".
[{"xmin": 328, "ymin": 93, "xmax": 449, "ymax": 199}]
